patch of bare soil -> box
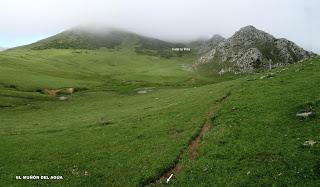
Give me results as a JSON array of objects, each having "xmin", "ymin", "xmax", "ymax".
[
  {"xmin": 43, "ymin": 87, "xmax": 76, "ymax": 96},
  {"xmin": 43, "ymin": 89, "xmax": 61, "ymax": 96}
]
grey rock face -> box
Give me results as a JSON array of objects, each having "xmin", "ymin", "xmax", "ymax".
[
  {"xmin": 235, "ymin": 48, "xmax": 263, "ymax": 73},
  {"xmin": 275, "ymin": 38, "xmax": 310, "ymax": 63},
  {"xmin": 195, "ymin": 25, "xmax": 316, "ymax": 74}
]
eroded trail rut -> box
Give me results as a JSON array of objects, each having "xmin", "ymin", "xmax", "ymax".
[
  {"xmin": 149, "ymin": 106, "xmax": 215, "ymax": 185},
  {"xmin": 143, "ymin": 94, "xmax": 230, "ymax": 186}
]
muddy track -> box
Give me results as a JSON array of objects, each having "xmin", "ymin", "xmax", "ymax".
[{"xmin": 144, "ymin": 93, "xmax": 230, "ymax": 186}]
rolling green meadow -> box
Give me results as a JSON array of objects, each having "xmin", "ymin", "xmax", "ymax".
[{"xmin": 0, "ymin": 45, "xmax": 319, "ymax": 187}]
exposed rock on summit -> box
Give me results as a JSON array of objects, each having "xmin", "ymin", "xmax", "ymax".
[{"xmin": 195, "ymin": 25, "xmax": 316, "ymax": 74}]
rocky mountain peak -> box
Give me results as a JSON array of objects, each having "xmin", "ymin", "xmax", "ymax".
[
  {"xmin": 195, "ymin": 25, "xmax": 316, "ymax": 74},
  {"xmin": 238, "ymin": 25, "xmax": 257, "ymax": 32},
  {"xmin": 231, "ymin": 25, "xmax": 275, "ymax": 44}
]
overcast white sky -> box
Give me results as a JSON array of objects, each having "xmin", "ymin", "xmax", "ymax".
[{"xmin": 0, "ymin": 0, "xmax": 319, "ymax": 53}]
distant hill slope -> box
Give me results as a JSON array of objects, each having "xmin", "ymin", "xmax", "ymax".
[
  {"xmin": 0, "ymin": 47, "xmax": 7, "ymax": 52},
  {"xmin": 21, "ymin": 27, "xmax": 186, "ymax": 58},
  {"xmin": 195, "ymin": 25, "xmax": 316, "ymax": 73},
  {"xmin": 29, "ymin": 28, "xmax": 133, "ymax": 50}
]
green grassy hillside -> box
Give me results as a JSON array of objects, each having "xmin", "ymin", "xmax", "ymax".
[{"xmin": 0, "ymin": 40, "xmax": 319, "ymax": 187}]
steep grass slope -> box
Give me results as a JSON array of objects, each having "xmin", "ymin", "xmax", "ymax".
[{"xmin": 174, "ymin": 58, "xmax": 320, "ymax": 186}]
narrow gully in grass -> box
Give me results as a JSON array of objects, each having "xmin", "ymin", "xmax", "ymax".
[{"xmin": 144, "ymin": 93, "xmax": 230, "ymax": 186}]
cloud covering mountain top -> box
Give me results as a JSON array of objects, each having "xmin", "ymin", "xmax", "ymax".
[{"xmin": 0, "ymin": 0, "xmax": 319, "ymax": 53}]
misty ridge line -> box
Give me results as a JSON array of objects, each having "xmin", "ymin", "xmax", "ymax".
[
  {"xmin": 10, "ymin": 24, "xmax": 316, "ymax": 56},
  {"xmin": 11, "ymin": 24, "xmax": 215, "ymax": 48}
]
